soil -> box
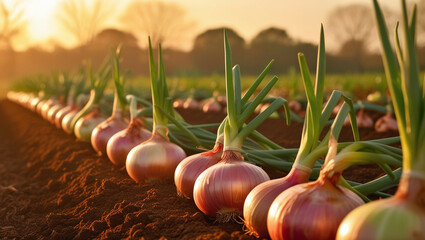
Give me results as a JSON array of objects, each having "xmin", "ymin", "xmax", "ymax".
[{"xmin": 0, "ymin": 100, "xmax": 399, "ymax": 240}]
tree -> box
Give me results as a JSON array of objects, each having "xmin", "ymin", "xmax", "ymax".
[
  {"xmin": 327, "ymin": 3, "xmax": 398, "ymax": 52},
  {"xmin": 327, "ymin": 4, "xmax": 375, "ymax": 47},
  {"xmin": 0, "ymin": 1, "xmax": 26, "ymax": 51},
  {"xmin": 251, "ymin": 27, "xmax": 293, "ymax": 47},
  {"xmin": 56, "ymin": 0, "xmax": 112, "ymax": 46},
  {"xmin": 191, "ymin": 27, "xmax": 245, "ymax": 74},
  {"xmin": 120, "ymin": 1, "xmax": 195, "ymax": 48}
]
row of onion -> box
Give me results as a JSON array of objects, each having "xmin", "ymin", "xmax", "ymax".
[{"xmin": 6, "ymin": 4, "xmax": 416, "ymax": 238}]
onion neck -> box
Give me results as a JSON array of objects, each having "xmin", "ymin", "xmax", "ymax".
[
  {"xmin": 151, "ymin": 127, "xmax": 169, "ymax": 142},
  {"xmin": 221, "ymin": 150, "xmax": 243, "ymax": 163},
  {"xmin": 395, "ymin": 171, "xmax": 425, "ymax": 207}
]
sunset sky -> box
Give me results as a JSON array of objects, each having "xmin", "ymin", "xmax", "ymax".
[{"xmin": 8, "ymin": 0, "xmax": 409, "ymax": 52}]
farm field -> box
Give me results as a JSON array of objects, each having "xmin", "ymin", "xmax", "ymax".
[{"xmin": 0, "ymin": 99, "xmax": 399, "ymax": 239}]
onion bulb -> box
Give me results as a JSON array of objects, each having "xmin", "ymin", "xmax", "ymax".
[
  {"xmin": 91, "ymin": 109, "xmax": 128, "ymax": 155},
  {"xmin": 126, "ymin": 129, "xmax": 186, "ymax": 183},
  {"xmin": 40, "ymin": 98, "xmax": 58, "ymax": 119},
  {"xmin": 106, "ymin": 118, "xmax": 151, "ymax": 166},
  {"xmin": 375, "ymin": 113, "xmax": 398, "ymax": 132},
  {"xmin": 202, "ymin": 98, "xmax": 222, "ymax": 113},
  {"xmin": 55, "ymin": 105, "xmax": 72, "ymax": 129},
  {"xmin": 61, "ymin": 108, "xmax": 79, "ymax": 134},
  {"xmin": 74, "ymin": 106, "xmax": 106, "ymax": 142},
  {"xmin": 243, "ymin": 167, "xmax": 311, "ymax": 238},
  {"xmin": 183, "ymin": 97, "xmax": 199, "ymax": 109},
  {"xmin": 46, "ymin": 103, "xmax": 64, "ymax": 123},
  {"xmin": 174, "ymin": 141, "xmax": 223, "ymax": 199},
  {"xmin": 336, "ymin": 173, "xmax": 425, "ymax": 240},
  {"xmin": 173, "ymin": 99, "xmax": 184, "ymax": 108},
  {"xmin": 267, "ymin": 167, "xmax": 363, "ymax": 240},
  {"xmin": 193, "ymin": 150, "xmax": 270, "ymax": 221}
]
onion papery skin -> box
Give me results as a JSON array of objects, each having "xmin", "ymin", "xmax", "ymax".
[
  {"xmin": 183, "ymin": 98, "xmax": 199, "ymax": 110},
  {"xmin": 174, "ymin": 142, "xmax": 223, "ymax": 199},
  {"xmin": 106, "ymin": 119, "xmax": 151, "ymax": 166},
  {"xmin": 29, "ymin": 97, "xmax": 42, "ymax": 112},
  {"xmin": 356, "ymin": 110, "xmax": 373, "ymax": 128},
  {"xmin": 35, "ymin": 99, "xmax": 48, "ymax": 114},
  {"xmin": 336, "ymin": 175, "xmax": 425, "ymax": 240},
  {"xmin": 193, "ymin": 150, "xmax": 270, "ymax": 219},
  {"xmin": 375, "ymin": 113, "xmax": 398, "ymax": 132},
  {"xmin": 61, "ymin": 108, "xmax": 79, "ymax": 134},
  {"xmin": 91, "ymin": 113, "xmax": 128, "ymax": 155},
  {"xmin": 74, "ymin": 107, "xmax": 106, "ymax": 142},
  {"xmin": 243, "ymin": 167, "xmax": 310, "ymax": 238},
  {"xmin": 267, "ymin": 173, "xmax": 364, "ymax": 240},
  {"xmin": 55, "ymin": 105, "xmax": 73, "ymax": 129},
  {"xmin": 202, "ymin": 99, "xmax": 222, "ymax": 113},
  {"xmin": 46, "ymin": 104, "xmax": 64, "ymax": 123},
  {"xmin": 40, "ymin": 99, "xmax": 58, "ymax": 119},
  {"xmin": 126, "ymin": 130, "xmax": 187, "ymax": 183}
]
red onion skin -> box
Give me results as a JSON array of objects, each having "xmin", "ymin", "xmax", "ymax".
[
  {"xmin": 343, "ymin": 110, "xmax": 373, "ymax": 128},
  {"xmin": 375, "ymin": 113, "xmax": 398, "ymax": 132},
  {"xmin": 243, "ymin": 167, "xmax": 310, "ymax": 238},
  {"xmin": 126, "ymin": 130, "xmax": 187, "ymax": 183},
  {"xmin": 55, "ymin": 106, "xmax": 73, "ymax": 129},
  {"xmin": 41, "ymin": 99, "xmax": 58, "ymax": 119},
  {"xmin": 183, "ymin": 98, "xmax": 199, "ymax": 109},
  {"xmin": 174, "ymin": 142, "xmax": 223, "ymax": 199},
  {"xmin": 202, "ymin": 99, "xmax": 222, "ymax": 113},
  {"xmin": 29, "ymin": 97, "xmax": 42, "ymax": 112},
  {"xmin": 91, "ymin": 111, "xmax": 128, "ymax": 155},
  {"xmin": 267, "ymin": 173, "xmax": 364, "ymax": 240},
  {"xmin": 106, "ymin": 118, "xmax": 151, "ymax": 167},
  {"xmin": 173, "ymin": 99, "xmax": 184, "ymax": 108},
  {"xmin": 47, "ymin": 104, "xmax": 64, "ymax": 123},
  {"xmin": 193, "ymin": 150, "xmax": 270, "ymax": 218}
]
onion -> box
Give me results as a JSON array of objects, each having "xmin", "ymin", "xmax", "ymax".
[
  {"xmin": 336, "ymin": 173, "xmax": 425, "ymax": 240},
  {"xmin": 40, "ymin": 98, "xmax": 58, "ymax": 119},
  {"xmin": 55, "ymin": 105, "xmax": 73, "ymax": 128},
  {"xmin": 46, "ymin": 103, "xmax": 64, "ymax": 123},
  {"xmin": 183, "ymin": 97, "xmax": 199, "ymax": 109},
  {"xmin": 29, "ymin": 96, "xmax": 42, "ymax": 112},
  {"xmin": 106, "ymin": 118, "xmax": 151, "ymax": 166},
  {"xmin": 288, "ymin": 100, "xmax": 302, "ymax": 113},
  {"xmin": 126, "ymin": 129, "xmax": 186, "ymax": 183},
  {"xmin": 267, "ymin": 169, "xmax": 363, "ymax": 240},
  {"xmin": 174, "ymin": 141, "xmax": 223, "ymax": 199},
  {"xmin": 61, "ymin": 108, "xmax": 79, "ymax": 134},
  {"xmin": 243, "ymin": 167, "xmax": 311, "ymax": 238},
  {"xmin": 202, "ymin": 98, "xmax": 222, "ymax": 113},
  {"xmin": 344, "ymin": 109, "xmax": 373, "ymax": 128},
  {"xmin": 74, "ymin": 106, "xmax": 106, "ymax": 142},
  {"xmin": 173, "ymin": 99, "xmax": 184, "ymax": 108},
  {"xmin": 91, "ymin": 109, "xmax": 128, "ymax": 155},
  {"xmin": 193, "ymin": 150, "xmax": 270, "ymax": 220},
  {"xmin": 374, "ymin": 113, "xmax": 398, "ymax": 132}
]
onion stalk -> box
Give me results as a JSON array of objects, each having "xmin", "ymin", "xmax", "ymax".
[
  {"xmin": 126, "ymin": 39, "xmax": 187, "ymax": 183},
  {"xmin": 71, "ymin": 59, "xmax": 111, "ymax": 141},
  {"xmin": 337, "ymin": 0, "xmax": 425, "ymax": 239},
  {"xmin": 91, "ymin": 48, "xmax": 129, "ymax": 155},
  {"xmin": 193, "ymin": 30, "xmax": 291, "ymax": 221},
  {"xmin": 106, "ymin": 95, "xmax": 151, "ymax": 167},
  {"xmin": 243, "ymin": 25, "xmax": 360, "ymax": 238}
]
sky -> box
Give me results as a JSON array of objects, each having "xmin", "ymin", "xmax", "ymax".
[{"xmin": 6, "ymin": 0, "xmax": 411, "ymax": 52}]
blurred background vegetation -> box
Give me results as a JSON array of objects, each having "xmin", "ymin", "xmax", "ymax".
[{"xmin": 1, "ymin": 0, "xmax": 425, "ymax": 98}]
